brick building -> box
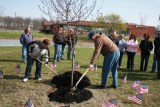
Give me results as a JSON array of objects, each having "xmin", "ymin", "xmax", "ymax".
[
  {"xmin": 42, "ymin": 21, "xmax": 156, "ymax": 38},
  {"xmin": 126, "ymin": 23, "xmax": 155, "ymax": 38}
]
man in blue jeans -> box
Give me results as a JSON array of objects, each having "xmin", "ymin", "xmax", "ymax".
[
  {"xmin": 53, "ymin": 26, "xmax": 64, "ymax": 65},
  {"xmin": 88, "ymin": 32, "xmax": 120, "ymax": 89}
]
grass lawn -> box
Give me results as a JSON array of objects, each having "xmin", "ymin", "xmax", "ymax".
[{"xmin": 0, "ymin": 45, "xmax": 160, "ymax": 107}]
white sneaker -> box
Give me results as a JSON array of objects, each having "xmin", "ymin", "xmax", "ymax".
[
  {"xmin": 23, "ymin": 78, "xmax": 28, "ymax": 82},
  {"xmin": 37, "ymin": 78, "xmax": 42, "ymax": 81}
]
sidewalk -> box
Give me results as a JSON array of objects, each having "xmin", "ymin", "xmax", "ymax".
[{"xmin": 0, "ymin": 39, "xmax": 94, "ymax": 48}]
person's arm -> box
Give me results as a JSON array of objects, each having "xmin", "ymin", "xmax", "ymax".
[
  {"xmin": 20, "ymin": 34, "xmax": 24, "ymax": 45},
  {"xmin": 139, "ymin": 41, "xmax": 143, "ymax": 50},
  {"xmin": 149, "ymin": 41, "xmax": 153, "ymax": 51},
  {"xmin": 44, "ymin": 48, "xmax": 50, "ymax": 64},
  {"xmin": 90, "ymin": 40, "xmax": 103, "ymax": 64}
]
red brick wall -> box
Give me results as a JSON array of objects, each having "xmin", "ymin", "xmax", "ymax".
[{"xmin": 127, "ymin": 24, "xmax": 155, "ymax": 38}]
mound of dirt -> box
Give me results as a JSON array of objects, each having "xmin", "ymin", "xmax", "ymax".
[
  {"xmin": 48, "ymin": 71, "xmax": 93, "ymax": 103},
  {"xmin": 51, "ymin": 71, "xmax": 91, "ymax": 89}
]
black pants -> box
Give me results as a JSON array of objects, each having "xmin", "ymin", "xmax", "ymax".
[
  {"xmin": 127, "ymin": 51, "xmax": 136, "ymax": 70},
  {"xmin": 140, "ymin": 54, "xmax": 150, "ymax": 72}
]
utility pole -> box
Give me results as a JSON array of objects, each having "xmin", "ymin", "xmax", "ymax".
[{"xmin": 14, "ymin": 12, "xmax": 16, "ymax": 29}]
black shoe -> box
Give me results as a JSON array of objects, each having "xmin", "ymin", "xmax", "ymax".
[
  {"xmin": 153, "ymin": 77, "xmax": 160, "ymax": 80},
  {"xmin": 95, "ymin": 85, "xmax": 106, "ymax": 89},
  {"xmin": 57, "ymin": 59, "xmax": 60, "ymax": 62},
  {"xmin": 110, "ymin": 85, "xmax": 117, "ymax": 89}
]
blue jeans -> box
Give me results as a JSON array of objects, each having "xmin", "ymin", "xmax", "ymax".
[
  {"xmin": 53, "ymin": 43, "xmax": 62, "ymax": 63},
  {"xmin": 24, "ymin": 55, "xmax": 42, "ymax": 79},
  {"xmin": 126, "ymin": 51, "xmax": 136, "ymax": 70},
  {"xmin": 157, "ymin": 59, "xmax": 160, "ymax": 79},
  {"xmin": 152, "ymin": 54, "xmax": 157, "ymax": 72},
  {"xmin": 119, "ymin": 51, "xmax": 124, "ymax": 66},
  {"xmin": 61, "ymin": 45, "xmax": 66, "ymax": 59},
  {"xmin": 101, "ymin": 50, "xmax": 120, "ymax": 87},
  {"xmin": 67, "ymin": 46, "xmax": 76, "ymax": 60},
  {"xmin": 22, "ymin": 45, "xmax": 27, "ymax": 62}
]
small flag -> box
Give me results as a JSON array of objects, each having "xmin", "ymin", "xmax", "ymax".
[
  {"xmin": 15, "ymin": 64, "xmax": 21, "ymax": 74},
  {"xmin": 50, "ymin": 63, "xmax": 56, "ymax": 69},
  {"xmin": 24, "ymin": 98, "xmax": 34, "ymax": 107},
  {"xmin": 102, "ymin": 99, "xmax": 117, "ymax": 107},
  {"xmin": 0, "ymin": 70, "xmax": 3, "ymax": 79},
  {"xmin": 128, "ymin": 94, "xmax": 142, "ymax": 105},
  {"xmin": 123, "ymin": 75, "xmax": 127, "ymax": 84},
  {"xmin": 131, "ymin": 80, "xmax": 141, "ymax": 88},
  {"xmin": 136, "ymin": 84, "xmax": 148, "ymax": 94},
  {"xmin": 74, "ymin": 62, "xmax": 80, "ymax": 70}
]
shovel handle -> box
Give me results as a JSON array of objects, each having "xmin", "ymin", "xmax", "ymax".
[
  {"xmin": 75, "ymin": 68, "xmax": 90, "ymax": 88},
  {"xmin": 37, "ymin": 59, "xmax": 59, "ymax": 76}
]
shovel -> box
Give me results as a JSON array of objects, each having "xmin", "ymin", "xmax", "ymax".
[
  {"xmin": 37, "ymin": 59, "xmax": 59, "ymax": 76},
  {"xmin": 71, "ymin": 68, "xmax": 90, "ymax": 91}
]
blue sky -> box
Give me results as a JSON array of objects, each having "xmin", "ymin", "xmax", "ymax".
[{"xmin": 1, "ymin": 0, "xmax": 160, "ymax": 27}]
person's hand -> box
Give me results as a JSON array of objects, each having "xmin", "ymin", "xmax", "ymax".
[
  {"xmin": 45, "ymin": 64, "xmax": 48, "ymax": 67},
  {"xmin": 89, "ymin": 64, "xmax": 94, "ymax": 71}
]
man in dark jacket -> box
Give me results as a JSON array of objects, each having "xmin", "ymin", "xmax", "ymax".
[
  {"xmin": 53, "ymin": 26, "xmax": 64, "ymax": 64},
  {"xmin": 139, "ymin": 34, "xmax": 153, "ymax": 72},
  {"xmin": 23, "ymin": 39, "xmax": 50, "ymax": 82},
  {"xmin": 153, "ymin": 32, "xmax": 160, "ymax": 79}
]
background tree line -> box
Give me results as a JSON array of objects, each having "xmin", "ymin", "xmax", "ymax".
[{"xmin": 0, "ymin": 16, "xmax": 44, "ymax": 30}]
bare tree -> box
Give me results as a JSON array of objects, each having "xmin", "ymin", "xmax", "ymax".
[
  {"xmin": 139, "ymin": 13, "xmax": 147, "ymax": 25},
  {"xmin": 3, "ymin": 16, "xmax": 14, "ymax": 29},
  {"xmin": 32, "ymin": 18, "xmax": 42, "ymax": 30},
  {"xmin": 15, "ymin": 16, "xmax": 24, "ymax": 29},
  {"xmin": 38, "ymin": 0, "xmax": 99, "ymax": 87},
  {"xmin": 24, "ymin": 17, "xmax": 31, "ymax": 27}
]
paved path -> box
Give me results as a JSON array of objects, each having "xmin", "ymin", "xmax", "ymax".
[{"xmin": 0, "ymin": 39, "xmax": 94, "ymax": 48}]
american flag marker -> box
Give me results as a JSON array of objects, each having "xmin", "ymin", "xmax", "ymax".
[
  {"xmin": 102, "ymin": 99, "xmax": 117, "ymax": 107},
  {"xmin": 0, "ymin": 69, "xmax": 3, "ymax": 89},
  {"xmin": 14, "ymin": 64, "xmax": 21, "ymax": 75},
  {"xmin": 128, "ymin": 94, "xmax": 143, "ymax": 105},
  {"xmin": 24, "ymin": 98, "xmax": 34, "ymax": 107}
]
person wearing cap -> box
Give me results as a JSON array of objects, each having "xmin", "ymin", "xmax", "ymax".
[
  {"xmin": 23, "ymin": 39, "xmax": 50, "ymax": 82},
  {"xmin": 118, "ymin": 34, "xmax": 126, "ymax": 68},
  {"xmin": 20, "ymin": 27, "xmax": 33, "ymax": 63},
  {"xmin": 88, "ymin": 32, "xmax": 120, "ymax": 89}
]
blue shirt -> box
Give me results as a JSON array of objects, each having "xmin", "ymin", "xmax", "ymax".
[
  {"xmin": 118, "ymin": 39, "xmax": 126, "ymax": 52},
  {"xmin": 20, "ymin": 33, "xmax": 33, "ymax": 45}
]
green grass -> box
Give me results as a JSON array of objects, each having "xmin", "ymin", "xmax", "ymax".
[
  {"xmin": 0, "ymin": 46, "xmax": 160, "ymax": 107},
  {"xmin": 0, "ymin": 31, "xmax": 89, "ymax": 41}
]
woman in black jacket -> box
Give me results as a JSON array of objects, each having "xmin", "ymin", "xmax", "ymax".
[{"xmin": 139, "ymin": 34, "xmax": 153, "ymax": 72}]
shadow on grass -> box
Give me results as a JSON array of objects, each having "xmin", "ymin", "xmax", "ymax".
[
  {"xmin": 0, "ymin": 59, "xmax": 22, "ymax": 63},
  {"xmin": 3, "ymin": 74, "xmax": 23, "ymax": 80},
  {"xmin": 118, "ymin": 68, "xmax": 156, "ymax": 81}
]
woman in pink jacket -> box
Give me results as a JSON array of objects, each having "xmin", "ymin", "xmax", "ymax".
[{"xmin": 126, "ymin": 34, "xmax": 138, "ymax": 71}]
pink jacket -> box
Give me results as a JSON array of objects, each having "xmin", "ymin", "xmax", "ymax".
[{"xmin": 126, "ymin": 39, "xmax": 138, "ymax": 52}]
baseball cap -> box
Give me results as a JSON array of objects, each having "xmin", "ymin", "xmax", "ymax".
[{"xmin": 88, "ymin": 31, "xmax": 95, "ymax": 39}]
